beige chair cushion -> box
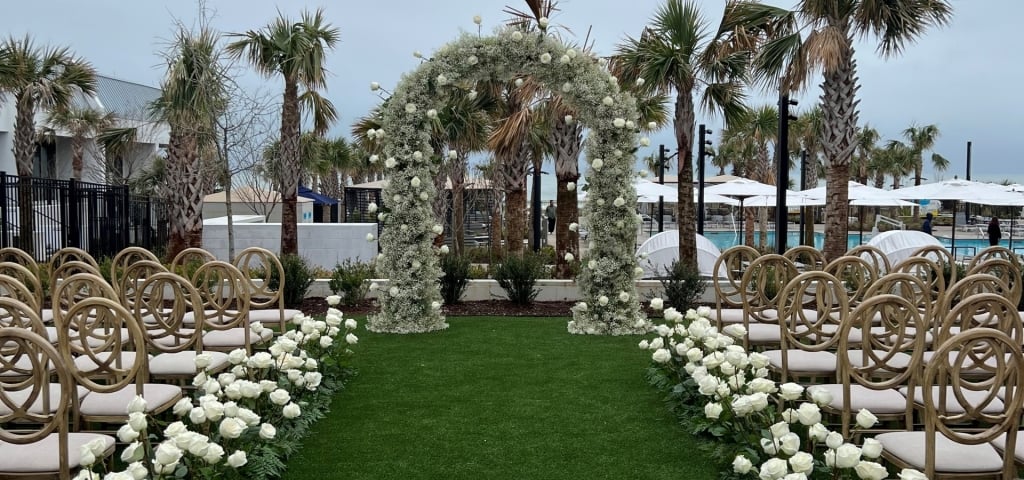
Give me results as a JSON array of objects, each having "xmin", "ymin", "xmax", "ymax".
[
  {"xmin": 183, "ymin": 309, "xmax": 238, "ymax": 326},
  {"xmin": 147, "ymin": 329, "xmax": 198, "ymax": 349},
  {"xmin": 794, "ymin": 324, "xmax": 863, "ymax": 344},
  {"xmin": 845, "ymin": 350, "xmax": 913, "ymax": 370},
  {"xmin": 716, "ymin": 309, "xmax": 745, "ymax": 324},
  {"xmin": 150, "ymin": 351, "xmax": 229, "ymax": 376},
  {"xmin": 745, "ymin": 323, "xmax": 782, "ymax": 344},
  {"xmin": 0, "ymin": 354, "xmax": 57, "ymax": 377},
  {"xmin": 0, "ymin": 432, "xmax": 114, "ymax": 473},
  {"xmin": 40, "ymin": 309, "xmax": 54, "ymax": 323},
  {"xmin": 79, "ymin": 383, "xmax": 181, "ymax": 417},
  {"xmin": 877, "ymin": 431, "xmax": 1005, "ymax": 474},
  {"xmin": 764, "ymin": 349, "xmax": 837, "ymax": 374},
  {"xmin": 247, "ymin": 309, "xmax": 301, "ymax": 325},
  {"xmin": 808, "ymin": 384, "xmax": 910, "ymax": 414},
  {"xmin": 202, "ymin": 327, "xmax": 274, "ymax": 348},
  {"xmin": 0, "ymin": 384, "xmax": 90, "ymax": 415},
  {"xmin": 73, "ymin": 351, "xmax": 151, "ymax": 374},
  {"xmin": 990, "ymin": 432, "xmax": 1024, "ymax": 463},
  {"xmin": 899, "ymin": 386, "xmax": 1005, "ymax": 414}
]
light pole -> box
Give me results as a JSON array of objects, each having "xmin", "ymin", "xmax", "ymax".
[
  {"xmin": 697, "ymin": 124, "xmax": 712, "ymax": 235},
  {"xmin": 775, "ymin": 94, "xmax": 798, "ymax": 254},
  {"xmin": 529, "ymin": 166, "xmax": 547, "ymax": 252}
]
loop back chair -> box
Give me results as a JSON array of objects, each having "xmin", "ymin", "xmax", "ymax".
[
  {"xmin": 964, "ymin": 257, "xmax": 1022, "ymax": 307},
  {"xmin": 966, "ymin": 246, "xmax": 1017, "ymax": 272},
  {"xmin": 110, "ymin": 247, "xmax": 160, "ymax": 296},
  {"xmin": 824, "ymin": 256, "xmax": 880, "ymax": 310},
  {"xmin": 233, "ymin": 247, "xmax": 301, "ymax": 331},
  {"xmin": 712, "ymin": 246, "xmax": 760, "ymax": 327},
  {"xmin": 767, "ymin": 271, "xmax": 848, "ymax": 382},
  {"xmin": 738, "ymin": 254, "xmax": 799, "ymax": 350},
  {"xmin": 191, "ymin": 261, "xmax": 267, "ymax": 353},
  {"xmin": 911, "ymin": 245, "xmax": 958, "ymax": 285},
  {"xmin": 783, "ymin": 245, "xmax": 826, "ymax": 272},
  {"xmin": 169, "ymin": 247, "xmax": 216, "ymax": 276},
  {"xmin": 847, "ymin": 244, "xmax": 891, "ymax": 276}
]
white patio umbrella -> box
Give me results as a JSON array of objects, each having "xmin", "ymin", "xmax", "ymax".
[
  {"xmin": 892, "ymin": 179, "xmax": 1024, "ymax": 254},
  {"xmin": 803, "ymin": 181, "xmax": 917, "ymax": 245},
  {"xmin": 578, "ymin": 179, "xmax": 740, "ymax": 206},
  {"xmin": 705, "ymin": 179, "xmax": 811, "ymax": 245}
]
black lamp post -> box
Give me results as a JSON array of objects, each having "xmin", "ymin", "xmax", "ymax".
[
  {"xmin": 530, "ymin": 166, "xmax": 547, "ymax": 252},
  {"xmin": 966, "ymin": 140, "xmax": 972, "ymax": 223},
  {"xmin": 775, "ymin": 94, "xmax": 798, "ymax": 254},
  {"xmin": 657, "ymin": 146, "xmax": 678, "ymax": 233},
  {"xmin": 697, "ymin": 124, "xmax": 712, "ymax": 235},
  {"xmin": 798, "ymin": 149, "xmax": 808, "ymax": 246}
]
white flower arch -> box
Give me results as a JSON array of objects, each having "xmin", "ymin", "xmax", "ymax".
[{"xmin": 369, "ymin": 27, "xmax": 648, "ymax": 335}]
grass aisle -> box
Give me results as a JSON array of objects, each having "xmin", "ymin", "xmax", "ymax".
[{"xmin": 285, "ymin": 316, "xmax": 716, "ymax": 480}]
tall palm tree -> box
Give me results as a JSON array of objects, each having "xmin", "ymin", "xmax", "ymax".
[
  {"xmin": 154, "ymin": 25, "xmax": 228, "ymax": 258},
  {"xmin": 734, "ymin": 105, "xmax": 778, "ymax": 248},
  {"xmin": 742, "ymin": 0, "xmax": 952, "ymax": 260},
  {"xmin": 852, "ymin": 125, "xmax": 879, "ymax": 185},
  {"xmin": 42, "ymin": 106, "xmax": 114, "ymax": 180},
  {"xmin": 0, "ymin": 36, "xmax": 96, "ymax": 255},
  {"xmin": 879, "ymin": 140, "xmax": 916, "ymax": 190},
  {"xmin": 903, "ymin": 123, "xmax": 950, "ymax": 214},
  {"xmin": 789, "ymin": 106, "xmax": 824, "ymax": 245},
  {"xmin": 227, "ymin": 9, "xmax": 339, "ymax": 256},
  {"xmin": 611, "ymin": 0, "xmax": 748, "ymax": 269}
]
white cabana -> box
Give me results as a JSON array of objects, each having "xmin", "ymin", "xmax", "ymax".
[
  {"xmin": 635, "ymin": 232, "xmax": 725, "ymax": 279},
  {"xmin": 865, "ymin": 230, "xmax": 945, "ymax": 266}
]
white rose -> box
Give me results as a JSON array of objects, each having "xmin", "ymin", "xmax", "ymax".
[
  {"xmin": 598, "ymin": 295, "xmax": 609, "ymax": 306},
  {"xmin": 613, "ymin": 197, "xmax": 625, "ymax": 207},
  {"xmin": 588, "ymin": 260, "xmax": 598, "ymax": 270},
  {"xmin": 760, "ymin": 437, "xmax": 778, "ymax": 455},
  {"xmin": 238, "ymin": 381, "xmax": 261, "ymax": 399},
  {"xmin": 808, "ymin": 423, "xmax": 829, "ymax": 442},
  {"xmin": 202, "ymin": 443, "xmax": 225, "ymax": 464},
  {"xmin": 861, "ymin": 438, "xmax": 883, "ymax": 459},
  {"xmin": 237, "ymin": 408, "xmax": 260, "ymax": 426},
  {"xmin": 389, "ymin": 286, "xmax": 399, "ymax": 296},
  {"xmin": 898, "ymin": 469, "xmax": 929, "ymax": 480},
  {"xmin": 769, "ymin": 421, "xmax": 790, "ymax": 439},
  {"xmin": 733, "ymin": 455, "xmax": 753, "ymax": 474},
  {"xmin": 154, "ymin": 442, "xmax": 183, "ymax": 466},
  {"xmin": 651, "ymin": 349, "xmax": 671, "ymax": 363},
  {"xmin": 618, "ymin": 291, "xmax": 629, "ymax": 302},
  {"xmin": 591, "ymin": 158, "xmax": 604, "ymax": 171},
  {"xmin": 540, "ymin": 52, "xmax": 552, "ymax": 63},
  {"xmin": 346, "ymin": 333, "xmax": 359, "ymax": 345},
  {"xmin": 576, "ymin": 302, "xmax": 587, "ymax": 312},
  {"xmin": 121, "ymin": 441, "xmax": 144, "ymax": 463},
  {"xmin": 510, "ymin": 31, "xmax": 523, "ymax": 41},
  {"xmin": 227, "ymin": 450, "xmax": 248, "ymax": 468},
  {"xmin": 779, "ymin": 432, "xmax": 801, "ymax": 455},
  {"xmin": 163, "ymin": 421, "xmax": 187, "ymax": 438},
  {"xmin": 432, "ymin": 224, "xmax": 443, "ymax": 235},
  {"xmin": 731, "ymin": 395, "xmax": 753, "ymax": 416},
  {"xmin": 789, "ymin": 451, "xmax": 814, "ymax": 475},
  {"xmin": 779, "ymin": 382, "xmax": 804, "ymax": 401},
  {"xmin": 746, "ymin": 378, "xmax": 777, "ymax": 394},
  {"xmin": 835, "ymin": 444, "xmax": 862, "ymax": 469},
  {"xmin": 808, "ymin": 386, "xmax": 833, "ymax": 407},
  {"xmin": 613, "ymin": 118, "xmax": 626, "ymax": 128},
  {"xmin": 749, "ymin": 352, "xmax": 770, "ymax": 369},
  {"xmin": 760, "ymin": 457, "xmax": 789, "ymax": 479},
  {"xmin": 796, "ymin": 402, "xmax": 821, "ymax": 426},
  {"xmin": 189, "ymin": 407, "xmax": 207, "ymax": 424},
  {"xmin": 704, "ymin": 402, "xmax": 723, "ymax": 419},
  {"xmin": 405, "ymin": 103, "xmax": 417, "ymax": 113},
  {"xmin": 649, "ymin": 298, "xmax": 664, "ymax": 310},
  {"xmin": 320, "ymin": 336, "xmax": 334, "ymax": 348},
  {"xmin": 78, "ymin": 448, "xmax": 96, "ymax": 468},
  {"xmin": 227, "ymin": 349, "xmax": 247, "ymax": 365},
  {"xmin": 172, "ymin": 398, "xmax": 192, "ymax": 417},
  {"xmin": 259, "ymin": 423, "xmax": 277, "ymax": 440},
  {"xmin": 126, "ymin": 412, "xmax": 147, "ymax": 433},
  {"xmin": 856, "ymin": 409, "xmax": 878, "ymax": 429},
  {"xmin": 385, "ymin": 157, "xmax": 397, "ymax": 168},
  {"xmin": 748, "ymin": 392, "xmax": 769, "ymax": 411},
  {"xmin": 638, "ymin": 340, "xmax": 649, "ymax": 350},
  {"xmin": 825, "ymin": 431, "xmax": 844, "ymax": 449},
  {"xmin": 223, "ymin": 401, "xmax": 239, "ymax": 417},
  {"xmin": 126, "ymin": 395, "xmax": 148, "ymax": 415},
  {"xmin": 249, "ymin": 352, "xmax": 273, "ymax": 369},
  {"xmin": 854, "ymin": 461, "xmax": 887, "ymax": 480},
  {"xmin": 696, "ymin": 306, "xmax": 712, "ymax": 318},
  {"xmin": 283, "ymin": 402, "xmax": 301, "ymax": 419},
  {"xmin": 538, "ymin": 16, "xmax": 549, "ymax": 27},
  {"xmin": 218, "ymin": 417, "xmax": 247, "ymax": 439},
  {"xmin": 269, "ymin": 389, "xmax": 291, "ymax": 406}
]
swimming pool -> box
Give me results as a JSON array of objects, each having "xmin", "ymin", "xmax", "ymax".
[
  {"xmin": 933, "ymin": 236, "xmax": 1024, "ymax": 256},
  {"xmin": 702, "ymin": 231, "xmax": 866, "ymax": 252}
]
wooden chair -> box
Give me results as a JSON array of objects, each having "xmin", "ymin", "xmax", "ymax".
[
  {"xmin": 56, "ymin": 297, "xmax": 181, "ymax": 428},
  {"xmin": 0, "ymin": 247, "xmax": 39, "ymax": 274},
  {"xmin": 190, "ymin": 261, "xmax": 270, "ymax": 353},
  {"xmin": 169, "ymin": 247, "xmax": 216, "ymax": 276},
  {"xmin": 712, "ymin": 246, "xmax": 760, "ymax": 327},
  {"xmin": 935, "ymin": 274, "xmax": 1015, "ymax": 336},
  {"xmin": 116, "ymin": 260, "xmax": 169, "ymax": 316},
  {"xmin": 47, "ymin": 247, "xmax": 98, "ymax": 277},
  {"xmin": 863, "ymin": 272, "xmax": 936, "ymax": 348},
  {"xmin": 783, "ymin": 245, "xmax": 825, "ymax": 271},
  {"xmin": 964, "ymin": 258, "xmax": 1022, "ymax": 307},
  {"xmin": 135, "ymin": 272, "xmax": 230, "ymax": 381},
  {"xmin": 876, "ymin": 328, "xmax": 1024, "ymax": 479},
  {"xmin": 0, "ymin": 328, "xmax": 115, "ymax": 479},
  {"xmin": 967, "ymin": 246, "xmax": 1018, "ymax": 272},
  {"xmin": 109, "ymin": 247, "xmax": 161, "ymax": 296},
  {"xmin": 847, "ymin": 244, "xmax": 891, "ymax": 276},
  {"xmin": 824, "ymin": 255, "xmax": 880, "ymax": 310},
  {"xmin": 765, "ymin": 271, "xmax": 846, "ymax": 383},
  {"xmin": 911, "ymin": 245, "xmax": 958, "ymax": 285},
  {"xmin": 233, "ymin": 247, "xmax": 301, "ymax": 331},
  {"xmin": 739, "ymin": 254, "xmax": 799, "ymax": 350}
]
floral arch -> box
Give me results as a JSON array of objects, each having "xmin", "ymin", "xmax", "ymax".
[{"xmin": 368, "ymin": 26, "xmax": 648, "ymax": 335}]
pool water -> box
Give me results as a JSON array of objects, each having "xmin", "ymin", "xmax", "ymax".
[{"xmin": 703, "ymin": 231, "xmax": 866, "ymax": 252}]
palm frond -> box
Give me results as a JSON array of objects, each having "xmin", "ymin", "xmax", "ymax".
[{"xmin": 298, "ymin": 90, "xmax": 337, "ymax": 136}]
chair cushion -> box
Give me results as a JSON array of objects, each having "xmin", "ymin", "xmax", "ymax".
[
  {"xmin": 247, "ymin": 309, "xmax": 301, "ymax": 326},
  {"xmin": 716, "ymin": 309, "xmax": 744, "ymax": 324},
  {"xmin": 808, "ymin": 384, "xmax": 911, "ymax": 414},
  {"xmin": 73, "ymin": 351, "xmax": 151, "ymax": 375},
  {"xmin": 150, "ymin": 351, "xmax": 229, "ymax": 377},
  {"xmin": 40, "ymin": 309, "xmax": 54, "ymax": 323},
  {"xmin": 0, "ymin": 383, "xmax": 90, "ymax": 415},
  {"xmin": 0, "ymin": 432, "xmax": 114, "ymax": 473},
  {"xmin": 202, "ymin": 327, "xmax": 274, "ymax": 348},
  {"xmin": 845, "ymin": 350, "xmax": 913, "ymax": 370},
  {"xmin": 183, "ymin": 310, "xmax": 238, "ymax": 326},
  {"xmin": 899, "ymin": 386, "xmax": 1005, "ymax": 414},
  {"xmin": 148, "ymin": 329, "xmax": 198, "ymax": 349},
  {"xmin": 876, "ymin": 431, "xmax": 1005, "ymax": 474},
  {"xmin": 745, "ymin": 323, "xmax": 782, "ymax": 344},
  {"xmin": 990, "ymin": 432, "xmax": 1024, "ymax": 463},
  {"xmin": 764, "ymin": 349, "xmax": 837, "ymax": 374},
  {"xmin": 79, "ymin": 383, "xmax": 181, "ymax": 417}
]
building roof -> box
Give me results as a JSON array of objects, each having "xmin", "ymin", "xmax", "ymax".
[
  {"xmin": 92, "ymin": 75, "xmax": 161, "ymax": 120},
  {"xmin": 298, "ymin": 185, "xmax": 339, "ymax": 205}
]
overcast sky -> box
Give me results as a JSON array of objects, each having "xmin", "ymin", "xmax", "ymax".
[{"xmin": 3, "ymin": 0, "xmax": 1022, "ymax": 183}]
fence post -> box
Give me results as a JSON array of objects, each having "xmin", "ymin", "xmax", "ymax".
[
  {"xmin": 0, "ymin": 173, "xmax": 7, "ymax": 250},
  {"xmin": 68, "ymin": 178, "xmax": 80, "ymax": 250},
  {"xmin": 144, "ymin": 196, "xmax": 152, "ymax": 248},
  {"xmin": 121, "ymin": 186, "xmax": 130, "ymax": 252}
]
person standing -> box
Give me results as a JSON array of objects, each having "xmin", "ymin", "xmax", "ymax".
[
  {"xmin": 922, "ymin": 212, "xmax": 933, "ymax": 235},
  {"xmin": 988, "ymin": 217, "xmax": 1002, "ymax": 246},
  {"xmin": 545, "ymin": 200, "xmax": 556, "ymax": 234}
]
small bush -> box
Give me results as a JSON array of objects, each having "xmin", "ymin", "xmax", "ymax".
[
  {"xmin": 467, "ymin": 264, "xmax": 490, "ymax": 279},
  {"xmin": 658, "ymin": 260, "xmax": 706, "ymax": 312},
  {"xmin": 269, "ymin": 254, "xmax": 315, "ymax": 308},
  {"xmin": 96, "ymin": 256, "xmax": 115, "ymax": 284},
  {"xmin": 538, "ymin": 245, "xmax": 556, "ymax": 264},
  {"xmin": 439, "ymin": 255, "xmax": 471, "ymax": 304},
  {"xmin": 494, "ymin": 252, "xmax": 545, "ymax": 305},
  {"xmin": 328, "ymin": 259, "xmax": 375, "ymax": 306}
]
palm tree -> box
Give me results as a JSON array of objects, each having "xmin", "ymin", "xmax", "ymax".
[
  {"xmin": 611, "ymin": 0, "xmax": 748, "ymax": 269},
  {"xmin": 743, "ymin": 0, "xmax": 952, "ymax": 260},
  {"xmin": 879, "ymin": 140, "xmax": 916, "ymax": 190},
  {"xmin": 154, "ymin": 26, "xmax": 228, "ymax": 258},
  {"xmin": 852, "ymin": 125, "xmax": 880, "ymax": 185},
  {"xmin": 42, "ymin": 106, "xmax": 114, "ymax": 181},
  {"xmin": 0, "ymin": 36, "xmax": 96, "ymax": 255},
  {"xmin": 902, "ymin": 123, "xmax": 949, "ymax": 217},
  {"xmin": 227, "ymin": 9, "xmax": 339, "ymax": 256},
  {"xmin": 733, "ymin": 105, "xmax": 778, "ymax": 248},
  {"xmin": 789, "ymin": 106, "xmax": 824, "ymax": 245}
]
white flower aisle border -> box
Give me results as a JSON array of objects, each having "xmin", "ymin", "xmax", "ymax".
[
  {"xmin": 640, "ymin": 302, "xmax": 929, "ymax": 480},
  {"xmin": 368, "ymin": 18, "xmax": 648, "ymax": 335}
]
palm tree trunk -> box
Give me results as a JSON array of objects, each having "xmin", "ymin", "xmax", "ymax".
[
  {"xmin": 166, "ymin": 130, "xmax": 187, "ymax": 258},
  {"xmin": 451, "ymin": 153, "xmax": 467, "ymax": 256},
  {"xmin": 500, "ymin": 142, "xmax": 529, "ymax": 256},
  {"xmin": 803, "ymin": 152, "xmax": 815, "ymax": 247},
  {"xmin": 182, "ymin": 137, "xmax": 204, "ymax": 249},
  {"xmin": 820, "ymin": 26, "xmax": 859, "ymax": 261},
  {"xmin": 675, "ymin": 90, "xmax": 697, "ymax": 270},
  {"xmin": 71, "ymin": 136, "xmax": 85, "ymax": 181},
  {"xmin": 279, "ymin": 80, "xmax": 301, "ymax": 255},
  {"xmin": 553, "ymin": 118, "xmax": 582, "ymax": 279},
  {"xmin": 14, "ymin": 99, "xmax": 37, "ymax": 255}
]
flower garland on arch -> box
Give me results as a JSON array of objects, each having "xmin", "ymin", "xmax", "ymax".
[{"xmin": 368, "ymin": 22, "xmax": 649, "ymax": 335}]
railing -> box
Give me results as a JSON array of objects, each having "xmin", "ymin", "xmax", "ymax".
[
  {"xmin": 0, "ymin": 173, "xmax": 168, "ymax": 261},
  {"xmin": 873, "ymin": 214, "xmax": 906, "ymax": 231}
]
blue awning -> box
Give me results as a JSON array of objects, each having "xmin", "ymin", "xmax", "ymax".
[{"xmin": 298, "ymin": 185, "xmax": 339, "ymax": 206}]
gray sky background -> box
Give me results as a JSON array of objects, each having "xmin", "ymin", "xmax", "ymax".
[{"xmin": 3, "ymin": 0, "xmax": 1022, "ymax": 184}]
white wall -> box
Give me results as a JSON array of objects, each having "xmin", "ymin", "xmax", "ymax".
[{"xmin": 203, "ymin": 222, "xmax": 378, "ymax": 269}]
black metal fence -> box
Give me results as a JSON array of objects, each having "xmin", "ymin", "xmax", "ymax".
[{"xmin": 0, "ymin": 173, "xmax": 169, "ymax": 261}]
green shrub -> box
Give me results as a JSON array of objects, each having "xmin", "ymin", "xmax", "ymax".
[
  {"xmin": 493, "ymin": 252, "xmax": 545, "ymax": 305},
  {"xmin": 538, "ymin": 245, "xmax": 556, "ymax": 264},
  {"xmin": 657, "ymin": 260, "xmax": 706, "ymax": 312},
  {"xmin": 327, "ymin": 259, "xmax": 375, "ymax": 306},
  {"xmin": 269, "ymin": 254, "xmax": 315, "ymax": 308},
  {"xmin": 439, "ymin": 255, "xmax": 471, "ymax": 304},
  {"xmin": 467, "ymin": 264, "xmax": 490, "ymax": 279},
  {"xmin": 96, "ymin": 256, "xmax": 114, "ymax": 284}
]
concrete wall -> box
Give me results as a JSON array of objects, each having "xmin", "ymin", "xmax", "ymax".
[
  {"xmin": 203, "ymin": 201, "xmax": 315, "ymax": 224},
  {"xmin": 203, "ymin": 222, "xmax": 378, "ymax": 269}
]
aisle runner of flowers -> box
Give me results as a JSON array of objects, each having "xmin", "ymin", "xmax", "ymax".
[
  {"xmin": 640, "ymin": 301, "xmax": 927, "ymax": 480},
  {"xmin": 76, "ymin": 297, "xmax": 359, "ymax": 480}
]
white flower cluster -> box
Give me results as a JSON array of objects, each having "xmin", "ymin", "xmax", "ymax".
[
  {"xmin": 639, "ymin": 304, "xmax": 927, "ymax": 480},
  {"xmin": 371, "ymin": 25, "xmax": 645, "ymax": 335}
]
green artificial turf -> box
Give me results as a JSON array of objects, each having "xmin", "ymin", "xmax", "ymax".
[{"xmin": 285, "ymin": 317, "xmax": 717, "ymax": 480}]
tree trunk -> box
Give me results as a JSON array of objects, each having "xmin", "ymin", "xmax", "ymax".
[
  {"xmin": 181, "ymin": 134, "xmax": 204, "ymax": 250},
  {"xmin": 279, "ymin": 80, "xmax": 301, "ymax": 256},
  {"xmin": 165, "ymin": 130, "xmax": 187, "ymax": 259},
  {"xmin": 674, "ymin": 90, "xmax": 697, "ymax": 270},
  {"xmin": 745, "ymin": 207, "xmax": 755, "ymax": 247},
  {"xmin": 552, "ymin": 117, "xmax": 582, "ymax": 279},
  {"xmin": 13, "ymin": 98, "xmax": 37, "ymax": 256},
  {"xmin": 500, "ymin": 142, "xmax": 529, "ymax": 256},
  {"xmin": 71, "ymin": 136, "xmax": 85, "ymax": 181},
  {"xmin": 451, "ymin": 153, "xmax": 467, "ymax": 256},
  {"xmin": 820, "ymin": 25, "xmax": 859, "ymax": 261},
  {"xmin": 803, "ymin": 152, "xmax": 815, "ymax": 247}
]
